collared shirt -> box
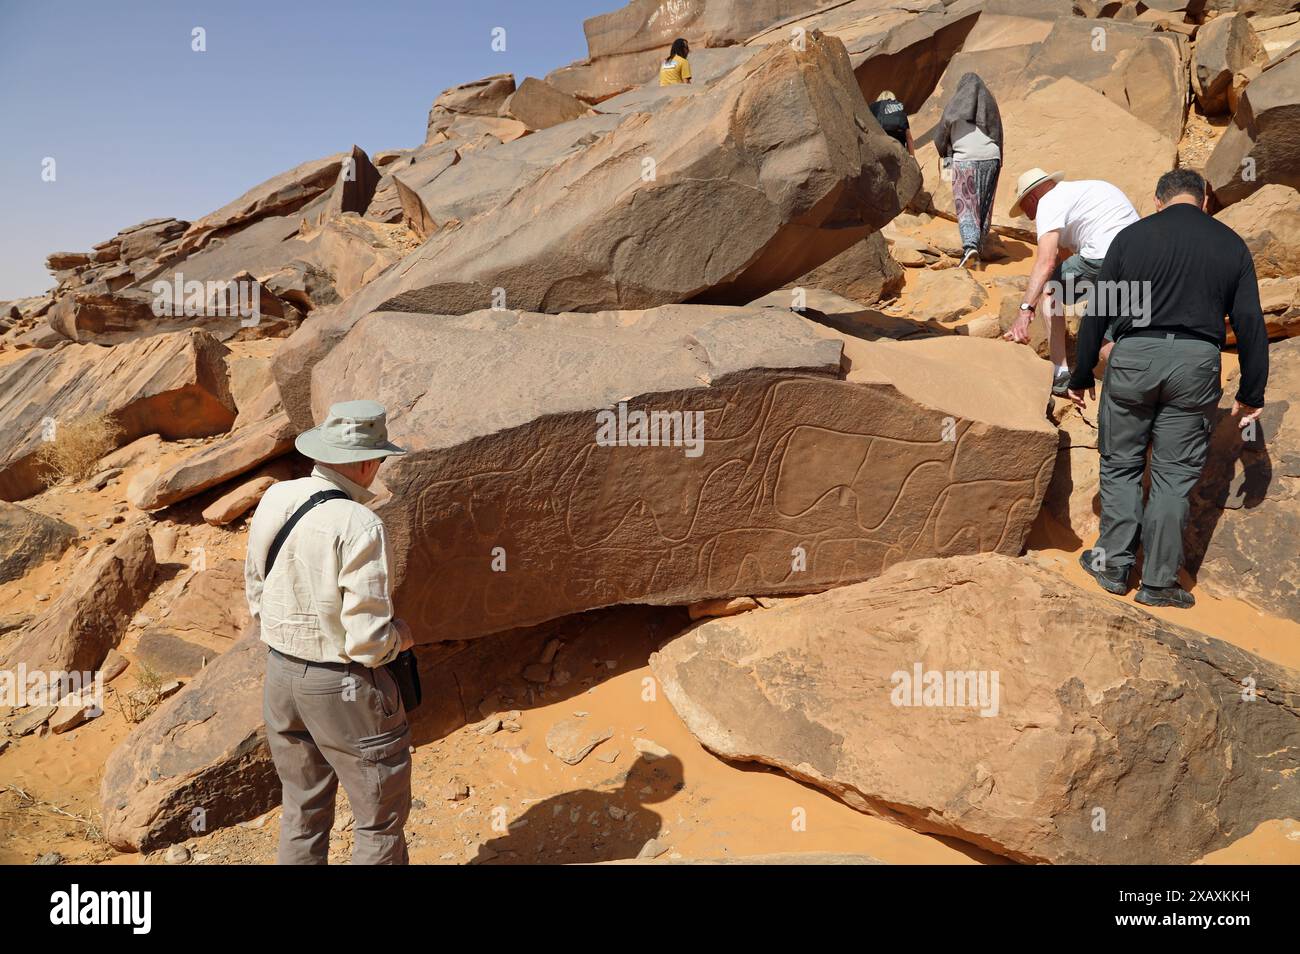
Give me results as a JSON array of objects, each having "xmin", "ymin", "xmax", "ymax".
[{"xmin": 244, "ymin": 464, "xmax": 402, "ymax": 668}]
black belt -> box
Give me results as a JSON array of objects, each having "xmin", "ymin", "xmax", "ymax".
[
  {"xmin": 269, "ymin": 646, "xmax": 353, "ymax": 671},
  {"xmin": 1121, "ymin": 327, "xmax": 1222, "ymax": 347}
]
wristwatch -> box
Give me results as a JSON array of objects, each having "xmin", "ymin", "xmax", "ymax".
[{"xmin": 1018, "ymin": 302, "xmax": 1034, "ymax": 313}]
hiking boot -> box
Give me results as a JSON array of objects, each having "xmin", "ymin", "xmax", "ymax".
[
  {"xmin": 1051, "ymin": 367, "xmax": 1071, "ymax": 397},
  {"xmin": 1079, "ymin": 549, "xmax": 1129, "ymax": 595},
  {"xmin": 1136, "ymin": 584, "xmax": 1196, "ymax": 609}
]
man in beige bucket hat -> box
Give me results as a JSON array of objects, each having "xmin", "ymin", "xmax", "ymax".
[
  {"xmin": 1005, "ymin": 167, "xmax": 1138, "ymax": 396},
  {"xmin": 245, "ymin": 400, "xmax": 415, "ymax": 864}
]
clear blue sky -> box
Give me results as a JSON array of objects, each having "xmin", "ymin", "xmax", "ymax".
[{"xmin": 0, "ymin": 0, "xmax": 613, "ymax": 299}]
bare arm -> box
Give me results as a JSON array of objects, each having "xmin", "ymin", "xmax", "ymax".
[{"xmin": 1022, "ymin": 230, "xmax": 1060, "ymax": 309}]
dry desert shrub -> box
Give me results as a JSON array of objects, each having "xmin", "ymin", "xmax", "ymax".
[
  {"xmin": 34, "ymin": 412, "xmax": 123, "ymax": 486},
  {"xmin": 113, "ymin": 662, "xmax": 167, "ymax": 725}
]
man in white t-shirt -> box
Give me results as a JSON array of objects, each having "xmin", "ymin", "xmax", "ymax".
[{"xmin": 1004, "ymin": 169, "xmax": 1139, "ymax": 395}]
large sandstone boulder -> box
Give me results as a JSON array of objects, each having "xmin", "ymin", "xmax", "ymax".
[
  {"xmin": 0, "ymin": 330, "xmax": 237, "ymax": 501},
  {"xmin": 46, "ymin": 290, "xmax": 155, "ymax": 344},
  {"xmin": 748, "ymin": 0, "xmax": 987, "ymax": 113},
  {"xmin": 0, "ymin": 501, "xmax": 76, "ymax": 584},
  {"xmin": 1194, "ymin": 12, "xmax": 1269, "ymax": 115},
  {"xmin": 498, "ymin": 77, "xmax": 591, "ymax": 131},
  {"xmin": 274, "ymin": 31, "xmax": 918, "ymax": 428},
  {"xmin": 1018, "ymin": 16, "xmax": 1188, "ymax": 142},
  {"xmin": 347, "ymin": 34, "xmax": 914, "ymax": 314},
  {"xmin": 100, "ymin": 630, "xmax": 276, "ymax": 852},
  {"xmin": 1215, "ymin": 183, "xmax": 1300, "ymax": 279},
  {"xmin": 1207, "ymin": 47, "xmax": 1300, "ymax": 207},
  {"xmin": 784, "ymin": 231, "xmax": 903, "ymax": 306},
  {"xmin": 46, "ymin": 282, "xmax": 299, "ymax": 345},
  {"xmin": 307, "ymin": 305, "xmax": 1057, "ymax": 643},
  {"xmin": 1, "ymin": 526, "xmax": 155, "ymax": 675},
  {"xmin": 1188, "ymin": 337, "xmax": 1300, "ymax": 620},
  {"xmin": 116, "ymin": 218, "xmax": 189, "ymax": 264},
  {"xmin": 426, "ymin": 73, "xmax": 517, "ymax": 141},
  {"xmin": 650, "ymin": 552, "xmax": 1300, "ymax": 864}
]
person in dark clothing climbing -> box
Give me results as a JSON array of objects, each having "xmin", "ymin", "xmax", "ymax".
[
  {"xmin": 1068, "ymin": 168, "xmax": 1268, "ymax": 609},
  {"xmin": 869, "ymin": 90, "xmax": 914, "ymax": 156}
]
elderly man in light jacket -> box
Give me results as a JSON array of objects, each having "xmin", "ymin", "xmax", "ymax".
[{"xmin": 245, "ymin": 400, "xmax": 415, "ymax": 865}]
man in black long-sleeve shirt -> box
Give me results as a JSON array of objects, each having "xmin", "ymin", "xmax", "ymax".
[{"xmin": 1066, "ymin": 169, "xmax": 1268, "ymax": 608}]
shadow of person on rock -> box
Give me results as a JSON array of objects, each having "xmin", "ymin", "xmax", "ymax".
[
  {"xmin": 1183, "ymin": 398, "xmax": 1276, "ymax": 579},
  {"xmin": 470, "ymin": 754, "xmax": 684, "ymax": 865}
]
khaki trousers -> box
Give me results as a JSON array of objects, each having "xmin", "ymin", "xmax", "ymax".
[{"xmin": 263, "ymin": 647, "xmax": 411, "ymax": 864}]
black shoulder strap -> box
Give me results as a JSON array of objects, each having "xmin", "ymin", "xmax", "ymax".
[{"xmin": 265, "ymin": 489, "xmax": 349, "ymax": 576}]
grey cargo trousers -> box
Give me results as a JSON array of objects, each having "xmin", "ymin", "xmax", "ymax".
[
  {"xmin": 1095, "ymin": 333, "xmax": 1222, "ymax": 588},
  {"xmin": 264, "ymin": 647, "xmax": 412, "ymax": 864}
]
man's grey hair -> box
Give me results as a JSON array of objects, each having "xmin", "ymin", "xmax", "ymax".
[{"xmin": 1155, "ymin": 169, "xmax": 1206, "ymax": 205}]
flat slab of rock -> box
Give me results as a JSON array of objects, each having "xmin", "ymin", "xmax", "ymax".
[
  {"xmin": 309, "ymin": 304, "xmax": 1056, "ymax": 642},
  {"xmin": 100, "ymin": 630, "xmax": 276, "ymax": 852},
  {"xmin": 156, "ymin": 558, "xmax": 250, "ymax": 644},
  {"xmin": 129, "ymin": 411, "xmax": 295, "ymax": 512},
  {"xmin": 650, "ymin": 552, "xmax": 1300, "ymax": 864},
  {"xmin": 0, "ymin": 329, "xmax": 236, "ymax": 501},
  {"xmin": 545, "ymin": 718, "xmax": 613, "ymax": 765},
  {"xmin": 176, "ymin": 153, "xmax": 351, "ymax": 256},
  {"xmin": 1, "ymin": 526, "xmax": 155, "ymax": 674},
  {"xmin": 201, "ymin": 475, "xmax": 277, "ymax": 526},
  {"xmin": 0, "ymin": 501, "xmax": 76, "ymax": 584}
]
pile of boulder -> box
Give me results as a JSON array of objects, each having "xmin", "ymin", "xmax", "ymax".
[{"xmin": 1, "ymin": 0, "xmax": 1298, "ymax": 864}]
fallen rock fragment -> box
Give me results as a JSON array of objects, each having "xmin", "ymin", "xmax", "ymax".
[{"xmin": 545, "ymin": 718, "xmax": 614, "ymax": 765}]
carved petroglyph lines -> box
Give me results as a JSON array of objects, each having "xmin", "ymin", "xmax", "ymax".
[{"xmin": 380, "ymin": 373, "xmax": 1051, "ymax": 641}]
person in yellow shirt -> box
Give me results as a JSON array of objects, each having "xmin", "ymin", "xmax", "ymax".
[{"xmin": 659, "ymin": 38, "xmax": 691, "ymax": 86}]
